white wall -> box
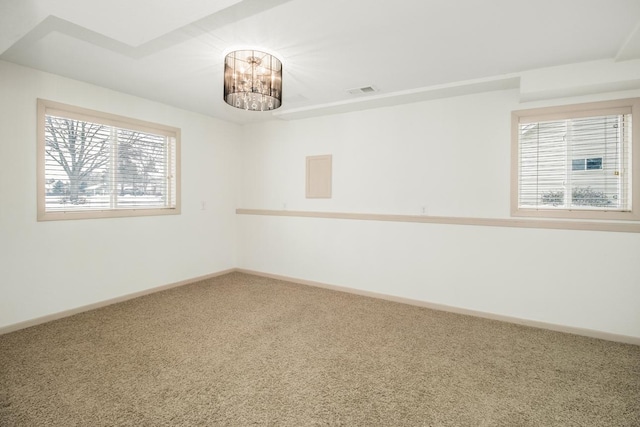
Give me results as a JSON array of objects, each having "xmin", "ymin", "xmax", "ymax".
[
  {"xmin": 1, "ymin": 59, "xmax": 638, "ymax": 341},
  {"xmin": 237, "ymin": 89, "xmax": 640, "ymax": 339},
  {"xmin": 0, "ymin": 60, "xmax": 240, "ymax": 329}
]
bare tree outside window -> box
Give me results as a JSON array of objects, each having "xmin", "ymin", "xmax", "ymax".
[
  {"xmin": 38, "ymin": 99, "xmax": 179, "ymax": 221},
  {"xmin": 117, "ymin": 130, "xmax": 165, "ymax": 198},
  {"xmin": 45, "ymin": 120, "xmax": 168, "ymax": 207},
  {"xmin": 45, "ymin": 117, "xmax": 110, "ymax": 204}
]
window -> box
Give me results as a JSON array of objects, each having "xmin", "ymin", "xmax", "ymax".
[
  {"xmin": 511, "ymin": 98, "xmax": 639, "ymax": 221},
  {"xmin": 572, "ymin": 157, "xmax": 602, "ymax": 171},
  {"xmin": 37, "ymin": 99, "xmax": 180, "ymax": 220}
]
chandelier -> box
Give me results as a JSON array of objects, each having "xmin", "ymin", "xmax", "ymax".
[{"xmin": 223, "ymin": 50, "xmax": 282, "ymax": 111}]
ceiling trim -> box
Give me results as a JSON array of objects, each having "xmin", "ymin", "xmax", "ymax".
[{"xmin": 0, "ymin": 0, "xmax": 295, "ymax": 60}]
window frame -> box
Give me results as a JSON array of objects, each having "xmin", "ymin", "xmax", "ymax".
[
  {"xmin": 37, "ymin": 99, "xmax": 181, "ymax": 221},
  {"xmin": 511, "ymin": 97, "xmax": 640, "ymax": 221}
]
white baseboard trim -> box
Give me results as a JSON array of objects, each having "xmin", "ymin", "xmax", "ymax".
[
  {"xmin": 0, "ymin": 269, "xmax": 235, "ymax": 336},
  {"xmin": 236, "ymin": 268, "xmax": 640, "ymax": 346},
  {"xmin": 3, "ymin": 267, "xmax": 638, "ymax": 346}
]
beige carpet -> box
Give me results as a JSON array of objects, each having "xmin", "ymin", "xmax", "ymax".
[{"xmin": 1, "ymin": 272, "xmax": 638, "ymax": 426}]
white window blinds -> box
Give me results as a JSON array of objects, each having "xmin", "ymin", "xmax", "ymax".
[
  {"xmin": 38, "ymin": 99, "xmax": 179, "ymax": 220},
  {"xmin": 517, "ymin": 111, "xmax": 631, "ymax": 212}
]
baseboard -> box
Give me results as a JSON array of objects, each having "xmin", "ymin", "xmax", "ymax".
[
  {"xmin": 0, "ymin": 269, "xmax": 235, "ymax": 335},
  {"xmin": 4, "ymin": 267, "xmax": 639, "ymax": 346},
  {"xmin": 236, "ymin": 268, "xmax": 640, "ymax": 346}
]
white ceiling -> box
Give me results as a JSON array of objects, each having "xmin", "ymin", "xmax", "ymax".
[{"xmin": 2, "ymin": 0, "xmax": 640, "ymax": 124}]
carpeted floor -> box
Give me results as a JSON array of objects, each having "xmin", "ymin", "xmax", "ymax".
[{"xmin": 1, "ymin": 272, "xmax": 639, "ymax": 426}]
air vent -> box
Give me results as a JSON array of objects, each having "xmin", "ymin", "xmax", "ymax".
[{"xmin": 347, "ymin": 86, "xmax": 378, "ymax": 95}]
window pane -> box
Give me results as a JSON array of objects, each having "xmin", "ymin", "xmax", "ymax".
[
  {"xmin": 44, "ymin": 116, "xmax": 111, "ymax": 212},
  {"xmin": 116, "ymin": 129, "xmax": 169, "ymax": 209},
  {"xmin": 519, "ymin": 121, "xmax": 568, "ymax": 208},
  {"xmin": 586, "ymin": 158, "xmax": 602, "ymax": 170},
  {"xmin": 572, "ymin": 159, "xmax": 585, "ymax": 171},
  {"xmin": 568, "ymin": 116, "xmax": 622, "ymax": 209}
]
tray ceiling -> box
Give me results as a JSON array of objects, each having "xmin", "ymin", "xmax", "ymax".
[{"xmin": 1, "ymin": 0, "xmax": 639, "ymax": 124}]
